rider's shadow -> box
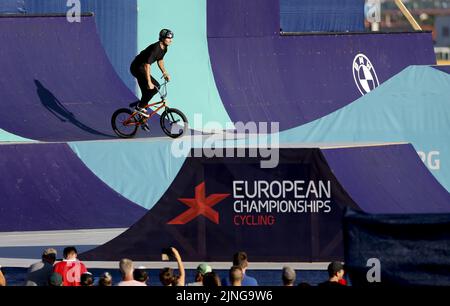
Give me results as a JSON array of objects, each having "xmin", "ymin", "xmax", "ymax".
[{"xmin": 35, "ymin": 80, "xmax": 113, "ymax": 138}]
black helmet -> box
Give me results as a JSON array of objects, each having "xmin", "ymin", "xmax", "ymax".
[{"xmin": 159, "ymin": 29, "xmax": 174, "ymax": 41}]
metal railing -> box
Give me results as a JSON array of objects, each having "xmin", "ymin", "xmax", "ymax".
[{"xmin": 435, "ymin": 47, "xmax": 450, "ymax": 64}]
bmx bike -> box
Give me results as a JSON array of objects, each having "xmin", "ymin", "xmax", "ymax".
[{"xmin": 111, "ymin": 81, "xmax": 188, "ymax": 138}]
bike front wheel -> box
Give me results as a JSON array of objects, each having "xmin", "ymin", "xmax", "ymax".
[
  {"xmin": 111, "ymin": 108, "xmax": 139, "ymax": 138},
  {"xmin": 160, "ymin": 108, "xmax": 188, "ymax": 138}
]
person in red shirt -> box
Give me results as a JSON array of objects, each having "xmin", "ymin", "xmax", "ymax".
[
  {"xmin": 318, "ymin": 261, "xmax": 346, "ymax": 288},
  {"xmin": 53, "ymin": 247, "xmax": 87, "ymax": 286}
]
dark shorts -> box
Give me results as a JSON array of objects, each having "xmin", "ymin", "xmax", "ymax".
[{"xmin": 130, "ymin": 62, "xmax": 160, "ymax": 107}]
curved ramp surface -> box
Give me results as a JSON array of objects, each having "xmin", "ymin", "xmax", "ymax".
[
  {"xmin": 80, "ymin": 144, "xmax": 450, "ymax": 262},
  {"xmin": 0, "ymin": 15, "xmax": 164, "ymax": 141},
  {"xmin": 279, "ymin": 66, "xmax": 450, "ymax": 192},
  {"xmin": 207, "ymin": 0, "xmax": 436, "ymax": 131},
  {"xmin": 433, "ymin": 65, "xmax": 450, "ymax": 74},
  {"xmin": 0, "ymin": 143, "xmax": 146, "ymax": 232},
  {"xmin": 323, "ymin": 144, "xmax": 450, "ymax": 214}
]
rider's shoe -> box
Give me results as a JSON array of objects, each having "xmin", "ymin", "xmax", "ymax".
[
  {"xmin": 141, "ymin": 123, "xmax": 150, "ymax": 132},
  {"xmin": 134, "ymin": 106, "xmax": 149, "ymax": 118}
]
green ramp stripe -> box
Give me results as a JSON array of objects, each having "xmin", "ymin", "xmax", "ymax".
[
  {"xmin": 69, "ymin": 140, "xmax": 188, "ymax": 210},
  {"xmin": 137, "ymin": 0, "xmax": 232, "ymax": 130}
]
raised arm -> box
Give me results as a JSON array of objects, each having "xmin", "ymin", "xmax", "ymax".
[
  {"xmin": 171, "ymin": 247, "xmax": 185, "ymax": 286},
  {"xmin": 0, "ymin": 267, "xmax": 6, "ymax": 286}
]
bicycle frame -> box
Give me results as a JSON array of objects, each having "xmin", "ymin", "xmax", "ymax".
[{"xmin": 123, "ymin": 81, "xmax": 169, "ymax": 127}]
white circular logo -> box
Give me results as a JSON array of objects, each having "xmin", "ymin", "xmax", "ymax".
[{"xmin": 353, "ymin": 53, "xmax": 379, "ymax": 95}]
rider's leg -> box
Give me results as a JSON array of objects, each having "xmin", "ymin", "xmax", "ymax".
[
  {"xmin": 136, "ymin": 76, "xmax": 159, "ymax": 108},
  {"xmin": 136, "ymin": 78, "xmax": 152, "ymax": 108},
  {"xmin": 131, "ymin": 64, "xmax": 153, "ymax": 110},
  {"xmin": 132, "ymin": 77, "xmax": 152, "ymax": 118}
]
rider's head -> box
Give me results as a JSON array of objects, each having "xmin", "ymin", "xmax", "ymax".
[{"xmin": 159, "ymin": 29, "xmax": 174, "ymax": 46}]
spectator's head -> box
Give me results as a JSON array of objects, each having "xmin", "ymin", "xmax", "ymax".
[
  {"xmin": 327, "ymin": 261, "xmax": 345, "ymax": 282},
  {"xmin": 98, "ymin": 272, "xmax": 113, "ymax": 286},
  {"xmin": 282, "ymin": 266, "xmax": 296, "ymax": 286},
  {"xmin": 202, "ymin": 272, "xmax": 221, "ymax": 287},
  {"xmin": 119, "ymin": 258, "xmax": 135, "ymax": 280},
  {"xmin": 80, "ymin": 272, "xmax": 94, "ymax": 286},
  {"xmin": 195, "ymin": 263, "xmax": 212, "ymax": 282},
  {"xmin": 232, "ymin": 251, "xmax": 249, "ymax": 272},
  {"xmin": 134, "ymin": 266, "xmax": 149, "ymax": 284},
  {"xmin": 63, "ymin": 247, "xmax": 78, "ymax": 260},
  {"xmin": 159, "ymin": 267, "xmax": 177, "ymax": 286},
  {"xmin": 48, "ymin": 272, "xmax": 63, "ymax": 287},
  {"xmin": 42, "ymin": 248, "xmax": 57, "ymax": 264},
  {"xmin": 229, "ymin": 266, "xmax": 243, "ymax": 286}
]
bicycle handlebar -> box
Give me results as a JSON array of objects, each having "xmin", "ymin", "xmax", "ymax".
[{"xmin": 156, "ymin": 78, "xmax": 169, "ymax": 99}]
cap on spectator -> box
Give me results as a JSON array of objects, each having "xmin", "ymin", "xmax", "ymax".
[
  {"xmin": 282, "ymin": 266, "xmax": 296, "ymax": 281},
  {"xmin": 49, "ymin": 272, "xmax": 63, "ymax": 286},
  {"xmin": 197, "ymin": 263, "xmax": 212, "ymax": 275}
]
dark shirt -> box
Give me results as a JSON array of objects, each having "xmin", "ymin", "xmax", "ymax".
[
  {"xmin": 132, "ymin": 42, "xmax": 167, "ymax": 67},
  {"xmin": 25, "ymin": 261, "xmax": 54, "ymax": 286}
]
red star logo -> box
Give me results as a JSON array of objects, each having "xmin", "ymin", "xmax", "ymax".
[{"xmin": 167, "ymin": 182, "xmax": 230, "ymax": 225}]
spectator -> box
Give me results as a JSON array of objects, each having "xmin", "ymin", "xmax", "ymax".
[
  {"xmin": 80, "ymin": 272, "xmax": 94, "ymax": 286},
  {"xmin": 318, "ymin": 261, "xmax": 346, "ymax": 288},
  {"xmin": 229, "ymin": 266, "xmax": 243, "ymax": 286},
  {"xmin": 202, "ymin": 272, "xmax": 221, "ymax": 287},
  {"xmin": 282, "ymin": 266, "xmax": 296, "ymax": 286},
  {"xmin": 222, "ymin": 251, "xmax": 258, "ymax": 286},
  {"xmin": 53, "ymin": 246, "xmax": 88, "ymax": 286},
  {"xmin": 0, "ymin": 265, "xmax": 6, "ymax": 286},
  {"xmin": 133, "ymin": 266, "xmax": 149, "ymax": 285},
  {"xmin": 25, "ymin": 248, "xmax": 57, "ymax": 286},
  {"xmin": 186, "ymin": 263, "xmax": 212, "ymax": 286},
  {"xmin": 98, "ymin": 272, "xmax": 113, "ymax": 287},
  {"xmin": 117, "ymin": 258, "xmax": 146, "ymax": 286},
  {"xmin": 159, "ymin": 268, "xmax": 177, "ymax": 286},
  {"xmin": 159, "ymin": 247, "xmax": 185, "ymax": 286},
  {"xmin": 48, "ymin": 272, "xmax": 63, "ymax": 287}
]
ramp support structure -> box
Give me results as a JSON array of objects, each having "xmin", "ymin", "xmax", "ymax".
[{"xmin": 394, "ymin": 0, "xmax": 422, "ymax": 31}]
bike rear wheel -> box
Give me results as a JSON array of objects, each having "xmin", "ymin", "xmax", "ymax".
[
  {"xmin": 160, "ymin": 108, "xmax": 188, "ymax": 138},
  {"xmin": 111, "ymin": 108, "xmax": 139, "ymax": 138}
]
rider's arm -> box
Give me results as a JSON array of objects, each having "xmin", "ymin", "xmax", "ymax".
[
  {"xmin": 144, "ymin": 64, "xmax": 154, "ymax": 89},
  {"xmin": 158, "ymin": 60, "xmax": 170, "ymax": 81},
  {"xmin": 157, "ymin": 59, "xmax": 168, "ymax": 76}
]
